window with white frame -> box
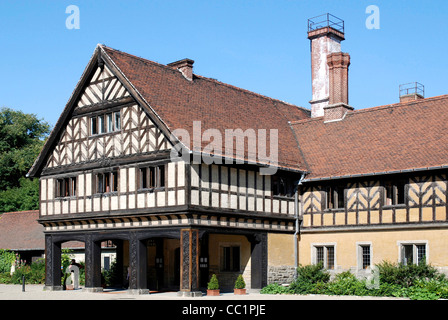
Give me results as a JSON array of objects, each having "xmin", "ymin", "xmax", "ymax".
[
  {"xmin": 357, "ymin": 243, "xmax": 372, "ymax": 270},
  {"xmin": 313, "ymin": 244, "xmax": 335, "ymax": 270},
  {"xmin": 399, "ymin": 242, "xmax": 427, "ymax": 265}
]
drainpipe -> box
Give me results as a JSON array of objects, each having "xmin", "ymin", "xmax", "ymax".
[{"xmin": 294, "ymin": 173, "xmax": 306, "ymax": 280}]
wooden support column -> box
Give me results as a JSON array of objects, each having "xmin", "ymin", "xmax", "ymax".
[
  {"xmin": 178, "ymin": 229, "xmax": 201, "ymax": 297},
  {"xmin": 129, "ymin": 232, "xmax": 149, "ymax": 294},
  {"xmin": 44, "ymin": 235, "xmax": 62, "ymax": 291},
  {"xmin": 84, "ymin": 234, "xmax": 103, "ymax": 292},
  {"xmin": 250, "ymin": 233, "xmax": 268, "ymax": 290}
]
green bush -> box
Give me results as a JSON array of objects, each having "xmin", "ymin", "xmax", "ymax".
[
  {"xmin": 11, "ymin": 259, "xmax": 45, "ymax": 284},
  {"xmin": 297, "ymin": 263, "xmax": 331, "ymax": 283},
  {"xmin": 376, "ymin": 260, "xmax": 443, "ymax": 288},
  {"xmin": 288, "ymin": 263, "xmax": 330, "ymax": 294},
  {"xmin": 207, "ymin": 274, "xmax": 219, "ymax": 290},
  {"xmin": 260, "ymin": 283, "xmax": 290, "ymax": 294},
  {"xmin": 0, "ymin": 250, "xmax": 16, "ymax": 273},
  {"xmin": 325, "ymin": 271, "xmax": 370, "ymax": 296},
  {"xmin": 234, "ymin": 274, "xmax": 246, "ymax": 289},
  {"xmin": 261, "ymin": 261, "xmax": 448, "ymax": 300}
]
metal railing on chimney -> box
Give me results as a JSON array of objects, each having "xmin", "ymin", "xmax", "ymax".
[
  {"xmin": 399, "ymin": 82, "xmax": 425, "ymax": 98},
  {"xmin": 308, "ymin": 13, "xmax": 344, "ymax": 33}
]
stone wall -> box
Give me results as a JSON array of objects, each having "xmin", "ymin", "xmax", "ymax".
[{"xmin": 267, "ymin": 265, "xmax": 296, "ymax": 285}]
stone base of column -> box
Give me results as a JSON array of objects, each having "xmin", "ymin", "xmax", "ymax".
[
  {"xmin": 43, "ymin": 285, "xmax": 63, "ymax": 291},
  {"xmin": 82, "ymin": 287, "xmax": 104, "ymax": 293},
  {"xmin": 128, "ymin": 289, "xmax": 150, "ymax": 295},
  {"xmin": 177, "ymin": 290, "xmax": 203, "ymax": 297}
]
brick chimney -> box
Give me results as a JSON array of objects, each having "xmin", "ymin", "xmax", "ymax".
[
  {"xmin": 323, "ymin": 52, "xmax": 353, "ymax": 122},
  {"xmin": 168, "ymin": 58, "xmax": 195, "ymax": 81},
  {"xmin": 308, "ymin": 14, "xmax": 345, "ymax": 118}
]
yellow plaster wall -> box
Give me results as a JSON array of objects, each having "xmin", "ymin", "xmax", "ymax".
[
  {"xmin": 267, "ymin": 233, "xmax": 295, "ymax": 266},
  {"xmin": 208, "ymin": 234, "xmax": 251, "ymax": 289},
  {"xmin": 297, "ymin": 228, "xmax": 448, "ymax": 270}
]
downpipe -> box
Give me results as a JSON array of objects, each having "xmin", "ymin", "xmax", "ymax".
[{"xmin": 294, "ymin": 173, "xmax": 306, "ymax": 280}]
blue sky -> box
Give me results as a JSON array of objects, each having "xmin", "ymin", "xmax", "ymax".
[{"xmin": 1, "ymin": 0, "xmax": 447, "ymax": 127}]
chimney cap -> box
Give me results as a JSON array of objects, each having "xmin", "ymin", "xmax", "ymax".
[
  {"xmin": 167, "ymin": 58, "xmax": 194, "ymax": 68},
  {"xmin": 308, "ymin": 13, "xmax": 344, "ymax": 33}
]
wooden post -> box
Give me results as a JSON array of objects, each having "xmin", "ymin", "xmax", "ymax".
[
  {"xmin": 178, "ymin": 229, "xmax": 201, "ymax": 297},
  {"xmin": 44, "ymin": 235, "xmax": 62, "ymax": 291},
  {"xmin": 129, "ymin": 232, "xmax": 149, "ymax": 294},
  {"xmin": 250, "ymin": 233, "xmax": 268, "ymax": 290},
  {"xmin": 84, "ymin": 235, "xmax": 103, "ymax": 292}
]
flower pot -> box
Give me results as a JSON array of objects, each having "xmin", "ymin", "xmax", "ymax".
[
  {"xmin": 207, "ymin": 289, "xmax": 220, "ymax": 296},
  {"xmin": 234, "ymin": 288, "xmax": 246, "ymax": 295}
]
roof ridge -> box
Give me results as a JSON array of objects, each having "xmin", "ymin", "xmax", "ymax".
[
  {"xmin": 289, "ymin": 94, "xmax": 448, "ymax": 125},
  {"xmin": 101, "ymin": 45, "xmax": 310, "ymax": 114},
  {"xmin": 100, "ymin": 45, "xmax": 183, "ymax": 75}
]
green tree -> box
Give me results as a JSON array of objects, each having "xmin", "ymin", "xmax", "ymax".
[{"xmin": 0, "ymin": 107, "xmax": 50, "ymax": 212}]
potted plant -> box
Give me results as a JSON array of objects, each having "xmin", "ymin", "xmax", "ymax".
[
  {"xmin": 234, "ymin": 274, "xmax": 246, "ymax": 295},
  {"xmin": 207, "ymin": 274, "xmax": 220, "ymax": 296}
]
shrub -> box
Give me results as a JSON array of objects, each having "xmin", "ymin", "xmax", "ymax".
[
  {"xmin": 207, "ymin": 274, "xmax": 219, "ymax": 290},
  {"xmin": 0, "ymin": 250, "xmax": 16, "ymax": 273},
  {"xmin": 11, "ymin": 259, "xmax": 45, "ymax": 284},
  {"xmin": 376, "ymin": 260, "xmax": 442, "ymax": 288},
  {"xmin": 296, "ymin": 263, "xmax": 331, "ymax": 283},
  {"xmin": 261, "ymin": 261, "xmax": 448, "ymax": 300},
  {"xmin": 325, "ymin": 271, "xmax": 370, "ymax": 296},
  {"xmin": 288, "ymin": 263, "xmax": 330, "ymax": 294},
  {"xmin": 234, "ymin": 274, "xmax": 246, "ymax": 289},
  {"xmin": 260, "ymin": 283, "xmax": 290, "ymax": 294}
]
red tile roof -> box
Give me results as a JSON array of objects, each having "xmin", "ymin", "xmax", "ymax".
[
  {"xmin": 0, "ymin": 211, "xmax": 44, "ymax": 250},
  {"xmin": 0, "ymin": 210, "xmax": 83, "ymax": 250},
  {"xmin": 290, "ymin": 95, "xmax": 448, "ymax": 180},
  {"xmin": 102, "ymin": 46, "xmax": 310, "ymax": 171}
]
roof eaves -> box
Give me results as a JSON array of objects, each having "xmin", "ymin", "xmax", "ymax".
[{"xmin": 303, "ymin": 165, "xmax": 448, "ymax": 182}]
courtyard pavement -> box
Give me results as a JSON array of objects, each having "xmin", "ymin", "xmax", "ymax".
[{"xmin": 0, "ymin": 284, "xmax": 408, "ymax": 300}]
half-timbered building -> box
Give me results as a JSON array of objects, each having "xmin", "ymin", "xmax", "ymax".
[{"xmin": 28, "ymin": 14, "xmax": 448, "ymax": 294}]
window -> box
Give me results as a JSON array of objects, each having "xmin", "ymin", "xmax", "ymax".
[
  {"xmin": 90, "ymin": 116, "xmax": 98, "ymax": 135},
  {"xmin": 314, "ymin": 245, "xmax": 335, "ymax": 270},
  {"xmin": 359, "ymin": 245, "xmax": 371, "ymax": 269},
  {"xmin": 90, "ymin": 111, "xmax": 121, "ymax": 136},
  {"xmin": 56, "ymin": 177, "xmax": 77, "ymax": 197},
  {"xmin": 139, "ymin": 165, "xmax": 165, "ymax": 189},
  {"xmin": 107, "ymin": 113, "xmax": 113, "ymax": 132},
  {"xmin": 96, "ymin": 170, "xmax": 118, "ymax": 193},
  {"xmin": 326, "ymin": 185, "xmax": 345, "ymax": 209},
  {"xmin": 115, "ymin": 112, "xmax": 121, "ymax": 130},
  {"xmin": 272, "ymin": 175, "xmax": 294, "ymax": 197},
  {"xmin": 221, "ymin": 246, "xmax": 240, "ymax": 272},
  {"xmin": 98, "ymin": 114, "xmax": 105, "ymax": 134},
  {"xmin": 400, "ymin": 243, "xmax": 427, "ymax": 265},
  {"xmin": 384, "ymin": 180, "xmax": 406, "ymax": 206}
]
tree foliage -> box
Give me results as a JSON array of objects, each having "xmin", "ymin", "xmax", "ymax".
[{"xmin": 0, "ymin": 107, "xmax": 50, "ymax": 212}]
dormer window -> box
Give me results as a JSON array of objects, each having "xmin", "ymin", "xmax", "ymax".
[
  {"xmin": 384, "ymin": 180, "xmax": 406, "ymax": 206},
  {"xmin": 326, "ymin": 185, "xmax": 345, "ymax": 209}
]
